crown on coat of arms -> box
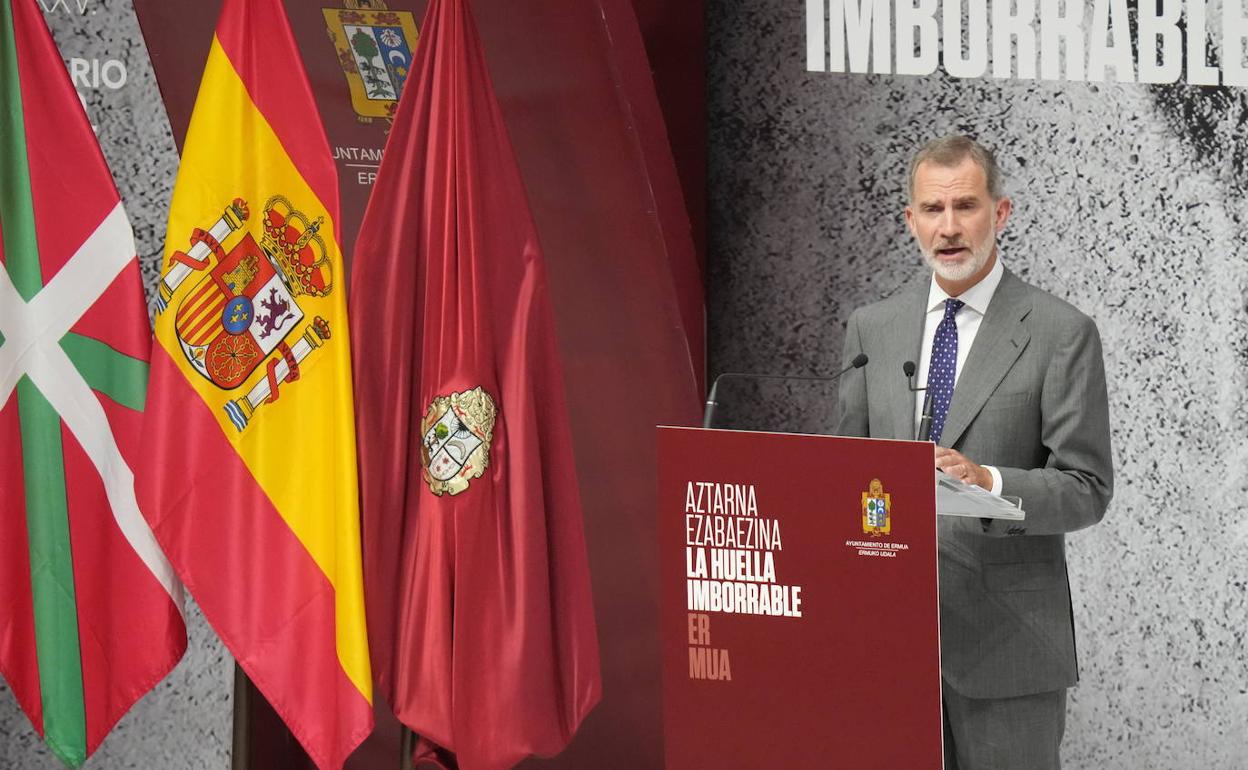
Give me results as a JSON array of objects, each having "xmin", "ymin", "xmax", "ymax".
[{"xmin": 260, "ymin": 195, "xmax": 332, "ymax": 298}]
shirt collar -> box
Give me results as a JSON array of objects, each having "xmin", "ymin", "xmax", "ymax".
[{"xmin": 925, "ymin": 252, "xmax": 1005, "ymax": 315}]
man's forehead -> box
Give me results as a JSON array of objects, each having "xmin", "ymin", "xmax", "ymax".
[{"xmin": 912, "ymin": 157, "xmax": 990, "ymax": 198}]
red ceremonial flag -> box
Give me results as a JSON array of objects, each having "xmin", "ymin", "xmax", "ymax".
[
  {"xmin": 349, "ymin": 0, "xmax": 602, "ymax": 767},
  {"xmin": 0, "ymin": 0, "xmax": 185, "ymax": 766},
  {"xmin": 136, "ymin": 0, "xmax": 373, "ymax": 767}
]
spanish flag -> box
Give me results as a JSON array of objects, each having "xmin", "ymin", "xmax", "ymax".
[{"xmin": 135, "ymin": 0, "xmax": 372, "ymax": 767}]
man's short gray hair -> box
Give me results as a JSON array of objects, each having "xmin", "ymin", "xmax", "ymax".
[{"xmin": 908, "ymin": 135, "xmax": 1003, "ymax": 201}]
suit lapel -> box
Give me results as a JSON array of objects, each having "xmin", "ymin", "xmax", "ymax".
[
  {"xmin": 888, "ymin": 285, "xmax": 928, "ymax": 440},
  {"xmin": 939, "ymin": 270, "xmax": 1033, "ymax": 448}
]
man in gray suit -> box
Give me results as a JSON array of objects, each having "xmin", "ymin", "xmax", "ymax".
[{"xmin": 836, "ymin": 136, "xmax": 1113, "ymax": 769}]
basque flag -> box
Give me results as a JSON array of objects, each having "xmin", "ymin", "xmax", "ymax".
[{"xmin": 0, "ymin": 0, "xmax": 185, "ymax": 765}]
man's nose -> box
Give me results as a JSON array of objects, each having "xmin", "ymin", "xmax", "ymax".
[{"xmin": 937, "ymin": 208, "xmax": 960, "ymax": 237}]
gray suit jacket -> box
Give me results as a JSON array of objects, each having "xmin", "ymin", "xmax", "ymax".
[{"xmin": 835, "ymin": 268, "xmax": 1113, "ymax": 699}]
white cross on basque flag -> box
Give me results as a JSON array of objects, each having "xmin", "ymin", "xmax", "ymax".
[{"xmin": 0, "ymin": 204, "xmax": 180, "ymax": 603}]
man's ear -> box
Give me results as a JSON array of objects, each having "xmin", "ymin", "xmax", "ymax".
[
  {"xmin": 904, "ymin": 205, "xmax": 917, "ymax": 239},
  {"xmin": 994, "ymin": 196, "xmax": 1012, "ymax": 232}
]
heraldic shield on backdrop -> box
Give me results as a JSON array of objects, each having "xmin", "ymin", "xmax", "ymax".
[{"xmin": 323, "ymin": 0, "xmax": 420, "ymax": 122}]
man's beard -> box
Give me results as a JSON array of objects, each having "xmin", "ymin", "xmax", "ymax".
[{"xmin": 921, "ymin": 231, "xmax": 995, "ymax": 283}]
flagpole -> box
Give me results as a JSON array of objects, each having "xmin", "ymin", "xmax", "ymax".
[
  {"xmin": 231, "ymin": 663, "xmax": 252, "ymax": 770},
  {"xmin": 398, "ymin": 725, "xmax": 414, "ymax": 769}
]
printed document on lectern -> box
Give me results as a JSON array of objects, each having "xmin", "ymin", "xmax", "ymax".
[{"xmin": 936, "ymin": 473, "xmax": 1025, "ymax": 521}]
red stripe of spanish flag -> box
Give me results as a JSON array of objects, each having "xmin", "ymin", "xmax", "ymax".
[{"xmin": 137, "ymin": 353, "xmax": 371, "ymax": 769}]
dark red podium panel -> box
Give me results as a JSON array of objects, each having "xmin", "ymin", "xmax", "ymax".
[{"xmin": 658, "ymin": 427, "xmax": 942, "ymax": 769}]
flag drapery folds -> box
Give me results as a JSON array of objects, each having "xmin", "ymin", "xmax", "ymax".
[
  {"xmin": 135, "ymin": 0, "xmax": 373, "ymax": 767},
  {"xmin": 0, "ymin": 0, "xmax": 186, "ymax": 766},
  {"xmin": 349, "ymin": 1, "xmax": 602, "ymax": 768}
]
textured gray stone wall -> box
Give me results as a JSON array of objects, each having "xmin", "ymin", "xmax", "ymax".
[
  {"xmin": 709, "ymin": 2, "xmax": 1248, "ymax": 767},
  {"xmin": 0, "ymin": 1, "xmax": 231, "ymax": 768}
]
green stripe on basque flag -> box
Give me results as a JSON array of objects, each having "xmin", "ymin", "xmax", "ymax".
[
  {"xmin": 0, "ymin": 1, "xmax": 88, "ymax": 766},
  {"xmin": 60, "ymin": 333, "xmax": 148, "ymax": 412}
]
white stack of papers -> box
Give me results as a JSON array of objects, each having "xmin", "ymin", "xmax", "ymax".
[{"xmin": 936, "ymin": 472, "xmax": 1025, "ymax": 521}]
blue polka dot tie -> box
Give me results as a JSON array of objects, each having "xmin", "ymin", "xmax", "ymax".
[{"xmin": 927, "ymin": 298, "xmax": 964, "ymax": 444}]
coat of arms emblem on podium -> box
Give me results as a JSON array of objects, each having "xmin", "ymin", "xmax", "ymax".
[{"xmin": 862, "ymin": 478, "xmax": 891, "ymax": 537}]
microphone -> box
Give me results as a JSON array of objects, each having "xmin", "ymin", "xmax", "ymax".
[
  {"xmin": 904, "ymin": 360, "xmax": 935, "ymax": 441},
  {"xmin": 702, "ymin": 353, "xmax": 868, "ymax": 429}
]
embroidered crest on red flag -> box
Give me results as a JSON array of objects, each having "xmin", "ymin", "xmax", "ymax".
[{"xmin": 420, "ymin": 387, "xmax": 497, "ymax": 496}]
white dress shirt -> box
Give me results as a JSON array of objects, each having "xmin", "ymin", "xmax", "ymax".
[{"xmin": 914, "ymin": 254, "xmax": 1005, "ymax": 495}]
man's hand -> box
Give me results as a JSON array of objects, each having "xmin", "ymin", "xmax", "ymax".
[{"xmin": 934, "ymin": 447, "xmax": 992, "ymax": 490}]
